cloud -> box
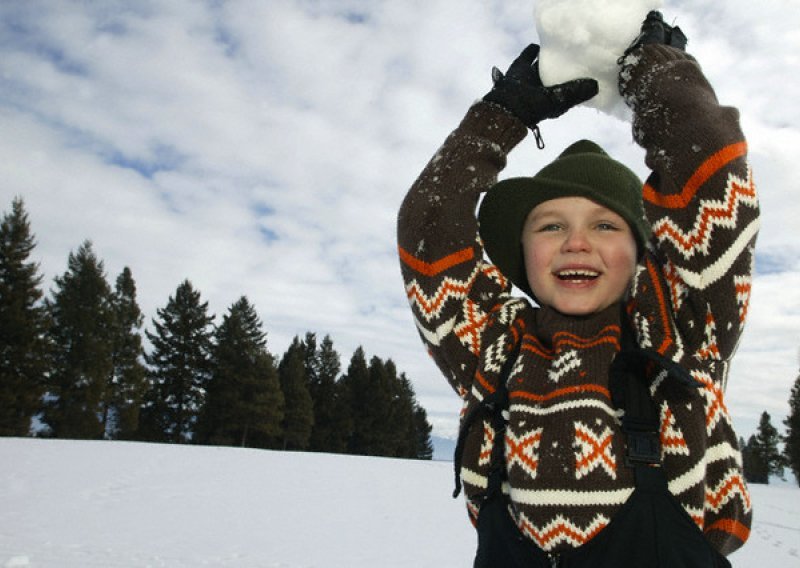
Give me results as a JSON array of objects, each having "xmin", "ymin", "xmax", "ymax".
[{"xmin": 1, "ymin": 0, "xmax": 798, "ymax": 441}]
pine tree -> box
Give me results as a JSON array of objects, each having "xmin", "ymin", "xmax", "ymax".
[
  {"xmin": 198, "ymin": 296, "xmax": 283, "ymax": 448},
  {"xmin": 104, "ymin": 267, "xmax": 147, "ymax": 439},
  {"xmin": 746, "ymin": 411, "xmax": 785, "ymax": 484},
  {"xmin": 43, "ymin": 241, "xmax": 115, "ymax": 439},
  {"xmin": 0, "ymin": 198, "xmax": 49, "ymax": 436},
  {"xmin": 336, "ymin": 347, "xmax": 365, "ymax": 454},
  {"xmin": 279, "ymin": 337, "xmax": 314, "ymax": 450},
  {"xmin": 344, "ymin": 353, "xmax": 394, "ymax": 456},
  {"xmin": 743, "ymin": 435, "xmax": 767, "ymax": 484},
  {"xmin": 307, "ymin": 334, "xmax": 347, "ymax": 453},
  {"xmin": 390, "ymin": 371, "xmax": 434, "ymax": 460},
  {"xmin": 140, "ymin": 280, "xmax": 214, "ymax": 444},
  {"xmin": 413, "ymin": 403, "xmax": 434, "ymax": 460},
  {"xmin": 783, "ymin": 367, "xmax": 800, "ymax": 486},
  {"xmin": 388, "ymin": 367, "xmax": 417, "ymax": 458}
]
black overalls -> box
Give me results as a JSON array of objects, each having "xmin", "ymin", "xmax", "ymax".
[{"xmin": 455, "ymin": 321, "xmax": 732, "ymax": 568}]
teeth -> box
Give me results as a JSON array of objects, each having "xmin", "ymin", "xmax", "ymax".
[{"xmin": 557, "ymin": 269, "xmax": 599, "ymax": 279}]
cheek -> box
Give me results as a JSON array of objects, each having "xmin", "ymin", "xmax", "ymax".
[
  {"xmin": 606, "ymin": 241, "xmax": 638, "ymax": 283},
  {"xmin": 523, "ymin": 239, "xmax": 548, "ymax": 277}
]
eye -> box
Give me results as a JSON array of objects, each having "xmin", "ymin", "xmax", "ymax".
[
  {"xmin": 536, "ymin": 223, "xmax": 563, "ymax": 232},
  {"xmin": 596, "ymin": 221, "xmax": 620, "ymax": 231}
]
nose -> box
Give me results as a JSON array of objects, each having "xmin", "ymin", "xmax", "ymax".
[{"xmin": 561, "ymin": 228, "xmax": 592, "ymax": 253}]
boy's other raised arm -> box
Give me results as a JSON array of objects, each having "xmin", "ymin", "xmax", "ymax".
[
  {"xmin": 397, "ymin": 101, "xmax": 526, "ymax": 395},
  {"xmin": 620, "ymin": 43, "xmax": 759, "ymax": 368}
]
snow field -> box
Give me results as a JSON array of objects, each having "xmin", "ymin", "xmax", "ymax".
[{"xmin": 1, "ymin": 438, "xmax": 798, "ymax": 567}]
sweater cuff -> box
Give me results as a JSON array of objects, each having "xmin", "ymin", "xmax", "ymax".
[
  {"xmin": 457, "ymin": 100, "xmax": 529, "ymax": 154},
  {"xmin": 619, "ymin": 44, "xmax": 699, "ymax": 110}
]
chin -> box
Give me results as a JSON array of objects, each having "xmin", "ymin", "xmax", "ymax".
[{"xmin": 553, "ymin": 301, "xmax": 610, "ymax": 317}]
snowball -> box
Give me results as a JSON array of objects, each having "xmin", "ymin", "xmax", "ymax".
[{"xmin": 534, "ymin": 0, "xmax": 662, "ymax": 119}]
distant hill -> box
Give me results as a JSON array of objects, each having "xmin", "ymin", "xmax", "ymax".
[{"xmin": 432, "ymin": 435, "xmax": 456, "ymax": 461}]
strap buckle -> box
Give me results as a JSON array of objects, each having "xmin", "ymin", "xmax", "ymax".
[{"xmin": 624, "ymin": 428, "xmax": 661, "ymax": 467}]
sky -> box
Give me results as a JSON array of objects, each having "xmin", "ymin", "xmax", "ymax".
[{"xmin": 1, "ymin": 0, "xmax": 798, "ymax": 442}]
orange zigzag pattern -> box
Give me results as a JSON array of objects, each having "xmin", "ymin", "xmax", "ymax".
[
  {"xmin": 706, "ymin": 469, "xmax": 752, "ymax": 513},
  {"xmin": 519, "ymin": 514, "xmax": 609, "ymax": 550},
  {"xmin": 653, "ymin": 167, "xmax": 756, "ymax": 258},
  {"xmin": 405, "ymin": 268, "xmax": 478, "ymax": 319}
]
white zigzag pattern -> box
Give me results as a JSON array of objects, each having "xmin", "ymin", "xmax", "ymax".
[
  {"xmin": 667, "ymin": 442, "xmax": 740, "ymax": 496},
  {"xmin": 510, "ymin": 399, "xmax": 620, "ymax": 419},
  {"xmin": 412, "ymin": 314, "xmax": 456, "ymax": 347},
  {"xmin": 652, "ymin": 168, "xmax": 757, "ymax": 260},
  {"xmin": 404, "ymin": 265, "xmax": 480, "ymax": 322},
  {"xmin": 518, "ymin": 512, "xmax": 610, "ymax": 550},
  {"xmin": 673, "ymin": 218, "xmax": 759, "ymax": 291},
  {"xmin": 548, "ymin": 350, "xmax": 581, "ymax": 383},
  {"xmin": 706, "ymin": 468, "xmax": 752, "ymax": 513}
]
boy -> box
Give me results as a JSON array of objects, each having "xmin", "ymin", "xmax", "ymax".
[{"xmin": 397, "ymin": 13, "xmax": 756, "ymax": 567}]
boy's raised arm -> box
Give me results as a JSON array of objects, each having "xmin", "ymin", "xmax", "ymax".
[
  {"xmin": 620, "ymin": 43, "xmax": 759, "ymax": 368},
  {"xmin": 397, "ymin": 102, "xmax": 526, "ymax": 396}
]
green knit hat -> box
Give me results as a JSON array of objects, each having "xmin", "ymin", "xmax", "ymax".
[{"xmin": 478, "ymin": 139, "xmax": 650, "ymax": 299}]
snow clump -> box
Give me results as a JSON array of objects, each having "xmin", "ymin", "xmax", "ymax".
[{"xmin": 535, "ymin": 0, "xmax": 663, "ymax": 119}]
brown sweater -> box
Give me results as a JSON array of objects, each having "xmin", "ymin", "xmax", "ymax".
[{"xmin": 397, "ymin": 45, "xmax": 757, "ymax": 555}]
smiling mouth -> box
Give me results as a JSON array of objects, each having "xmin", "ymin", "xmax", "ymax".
[{"xmin": 555, "ymin": 269, "xmax": 600, "ymax": 282}]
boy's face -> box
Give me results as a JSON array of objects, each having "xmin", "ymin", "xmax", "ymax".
[{"xmin": 521, "ymin": 196, "xmax": 637, "ymax": 316}]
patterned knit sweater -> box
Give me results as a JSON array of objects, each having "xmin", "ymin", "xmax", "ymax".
[{"xmin": 397, "ymin": 45, "xmax": 757, "ymax": 555}]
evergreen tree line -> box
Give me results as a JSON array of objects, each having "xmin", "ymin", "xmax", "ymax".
[
  {"xmin": 0, "ymin": 197, "xmax": 434, "ymax": 459},
  {"xmin": 738, "ymin": 360, "xmax": 800, "ymax": 486}
]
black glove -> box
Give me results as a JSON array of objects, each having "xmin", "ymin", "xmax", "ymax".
[
  {"xmin": 483, "ymin": 44, "xmax": 598, "ymax": 131},
  {"xmin": 621, "ymin": 11, "xmax": 687, "ymax": 59}
]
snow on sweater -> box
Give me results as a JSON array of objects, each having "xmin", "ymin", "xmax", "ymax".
[{"xmin": 397, "ymin": 45, "xmax": 756, "ymax": 556}]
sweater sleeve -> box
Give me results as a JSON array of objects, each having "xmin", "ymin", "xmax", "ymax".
[
  {"xmin": 620, "ymin": 45, "xmax": 759, "ymax": 374},
  {"xmin": 397, "ymin": 101, "xmax": 528, "ymax": 398}
]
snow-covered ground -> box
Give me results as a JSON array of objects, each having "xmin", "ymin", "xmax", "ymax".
[{"xmin": 1, "ymin": 438, "xmax": 798, "ymax": 567}]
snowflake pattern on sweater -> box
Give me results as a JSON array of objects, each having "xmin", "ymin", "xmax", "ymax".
[{"xmin": 397, "ymin": 45, "xmax": 756, "ymax": 555}]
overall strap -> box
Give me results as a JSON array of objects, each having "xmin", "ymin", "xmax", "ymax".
[
  {"xmin": 611, "ymin": 311, "xmax": 701, "ymax": 472},
  {"xmin": 611, "ymin": 315, "xmax": 662, "ymax": 469},
  {"xmin": 453, "ymin": 338, "xmax": 521, "ymax": 499}
]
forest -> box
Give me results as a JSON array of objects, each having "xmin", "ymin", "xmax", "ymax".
[{"xmin": 0, "ymin": 197, "xmax": 434, "ymax": 459}]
